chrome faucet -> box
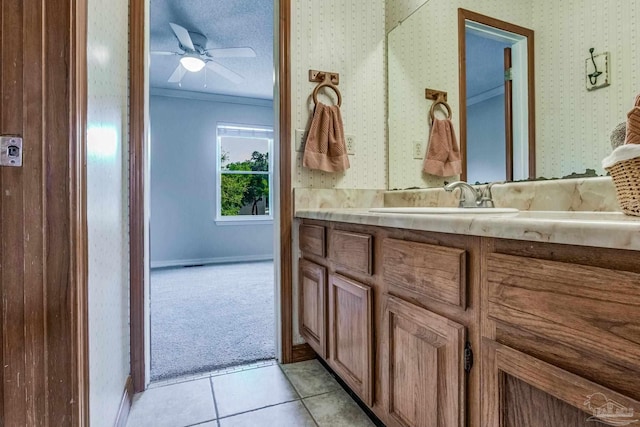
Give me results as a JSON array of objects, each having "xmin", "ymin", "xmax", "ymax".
[{"xmin": 444, "ymin": 181, "xmax": 498, "ymax": 208}]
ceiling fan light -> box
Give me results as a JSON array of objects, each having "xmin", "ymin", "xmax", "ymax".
[{"xmin": 180, "ymin": 54, "xmax": 205, "ymax": 72}]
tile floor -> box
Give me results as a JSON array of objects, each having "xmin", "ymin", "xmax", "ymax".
[{"xmin": 126, "ymin": 360, "xmax": 376, "ymax": 427}]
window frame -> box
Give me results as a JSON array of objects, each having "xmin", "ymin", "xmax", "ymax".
[{"xmin": 215, "ymin": 123, "xmax": 274, "ymax": 225}]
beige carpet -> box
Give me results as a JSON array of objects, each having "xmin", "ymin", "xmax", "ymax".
[{"xmin": 150, "ymin": 261, "xmax": 276, "ymax": 381}]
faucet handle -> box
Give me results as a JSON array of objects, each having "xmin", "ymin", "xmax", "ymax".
[{"xmin": 479, "ymin": 182, "xmax": 503, "ymax": 208}]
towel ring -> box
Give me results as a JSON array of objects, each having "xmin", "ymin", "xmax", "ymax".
[
  {"xmin": 429, "ymin": 100, "xmax": 452, "ymax": 122},
  {"xmin": 313, "ymin": 81, "xmax": 342, "ymax": 107}
]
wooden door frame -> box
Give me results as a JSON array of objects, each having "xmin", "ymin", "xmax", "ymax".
[
  {"xmin": 457, "ymin": 8, "xmax": 536, "ymax": 181},
  {"xmin": 73, "ymin": 1, "xmax": 90, "ymax": 423},
  {"xmin": 128, "ymin": 0, "xmax": 294, "ymax": 392}
]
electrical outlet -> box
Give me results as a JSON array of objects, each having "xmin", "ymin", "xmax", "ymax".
[
  {"xmin": 295, "ymin": 129, "xmax": 306, "ymax": 152},
  {"xmin": 346, "ymin": 134, "xmax": 355, "ymax": 155},
  {"xmin": 413, "ymin": 141, "xmax": 423, "ymax": 159}
]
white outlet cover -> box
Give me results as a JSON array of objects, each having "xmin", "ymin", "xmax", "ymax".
[
  {"xmin": 413, "ymin": 141, "xmax": 423, "ymax": 159},
  {"xmin": 295, "ymin": 129, "xmax": 306, "ymax": 152},
  {"xmin": 345, "ymin": 134, "xmax": 355, "ymax": 155}
]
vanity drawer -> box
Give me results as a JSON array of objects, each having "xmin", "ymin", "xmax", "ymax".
[
  {"xmin": 300, "ymin": 224, "xmax": 326, "ymax": 258},
  {"xmin": 486, "ymin": 253, "xmax": 640, "ymax": 398},
  {"xmin": 383, "ymin": 238, "xmax": 467, "ymax": 308},
  {"xmin": 329, "ymin": 230, "xmax": 373, "ymax": 275}
]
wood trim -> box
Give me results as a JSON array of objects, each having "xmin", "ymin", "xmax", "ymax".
[
  {"xmin": 457, "ymin": 8, "xmax": 536, "ymax": 181},
  {"xmin": 504, "ymin": 47, "xmax": 513, "ymax": 181},
  {"xmin": 291, "ymin": 343, "xmax": 317, "ymax": 363},
  {"xmin": 129, "ymin": 0, "xmax": 146, "ymax": 393},
  {"xmin": 72, "ymin": 0, "xmax": 90, "ymax": 423},
  {"xmin": 527, "ymin": 32, "xmax": 536, "ymax": 178},
  {"xmin": 115, "ymin": 376, "xmax": 135, "ymax": 427},
  {"xmin": 279, "ymin": 0, "xmax": 294, "ymax": 363},
  {"xmin": 457, "ymin": 11, "xmax": 468, "ymax": 181}
]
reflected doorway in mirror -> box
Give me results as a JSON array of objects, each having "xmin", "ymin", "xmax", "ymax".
[{"xmin": 459, "ymin": 9, "xmax": 536, "ymax": 184}]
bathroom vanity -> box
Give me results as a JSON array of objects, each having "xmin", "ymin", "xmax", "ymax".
[{"xmin": 295, "ymin": 208, "xmax": 640, "ymax": 427}]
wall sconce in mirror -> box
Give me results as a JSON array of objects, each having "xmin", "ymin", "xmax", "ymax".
[{"xmin": 586, "ymin": 48, "xmax": 610, "ymax": 91}]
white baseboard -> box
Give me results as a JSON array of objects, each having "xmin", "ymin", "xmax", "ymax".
[{"xmin": 150, "ymin": 254, "xmax": 273, "ymax": 269}]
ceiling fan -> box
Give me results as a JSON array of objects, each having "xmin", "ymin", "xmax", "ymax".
[{"xmin": 151, "ymin": 22, "xmax": 256, "ymax": 84}]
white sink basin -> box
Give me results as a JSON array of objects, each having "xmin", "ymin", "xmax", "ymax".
[{"xmin": 369, "ymin": 207, "xmax": 519, "ymax": 214}]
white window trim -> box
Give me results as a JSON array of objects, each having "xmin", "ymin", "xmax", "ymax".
[{"xmin": 215, "ymin": 123, "xmax": 274, "ymax": 224}]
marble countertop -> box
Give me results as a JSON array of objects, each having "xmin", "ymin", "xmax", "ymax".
[{"xmin": 295, "ymin": 208, "xmax": 640, "ymax": 251}]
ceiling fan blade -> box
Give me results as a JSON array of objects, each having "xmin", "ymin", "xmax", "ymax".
[
  {"xmin": 151, "ymin": 51, "xmax": 179, "ymax": 56},
  {"xmin": 169, "ymin": 22, "xmax": 195, "ymax": 51},
  {"xmin": 205, "ymin": 47, "xmax": 256, "ymax": 58},
  {"xmin": 168, "ymin": 64, "xmax": 187, "ymax": 83},
  {"xmin": 206, "ymin": 61, "xmax": 244, "ymax": 84}
]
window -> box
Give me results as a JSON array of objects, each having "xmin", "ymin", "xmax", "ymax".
[{"xmin": 216, "ymin": 124, "xmax": 273, "ymax": 224}]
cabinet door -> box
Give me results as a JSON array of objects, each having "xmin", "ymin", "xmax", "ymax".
[
  {"xmin": 385, "ymin": 296, "xmax": 466, "ymax": 427},
  {"xmin": 482, "ymin": 338, "xmax": 640, "ymax": 427},
  {"xmin": 328, "ymin": 274, "xmax": 373, "ymax": 405},
  {"xmin": 299, "ymin": 259, "xmax": 327, "ymax": 358}
]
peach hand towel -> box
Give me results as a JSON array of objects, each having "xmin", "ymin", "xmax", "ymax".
[
  {"xmin": 303, "ymin": 102, "xmax": 350, "ymax": 172},
  {"xmin": 625, "ymin": 93, "xmax": 640, "ymax": 145},
  {"xmin": 423, "ymin": 118, "xmax": 462, "ymax": 176}
]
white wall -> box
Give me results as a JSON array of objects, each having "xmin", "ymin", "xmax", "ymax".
[
  {"xmin": 532, "ymin": 0, "xmax": 640, "ymax": 178},
  {"xmin": 386, "ymin": 0, "xmax": 429, "ymax": 32},
  {"xmin": 150, "ymin": 92, "xmax": 275, "ymax": 266},
  {"xmin": 86, "ymin": 0, "xmax": 130, "ymax": 424},
  {"xmin": 467, "ymin": 96, "xmax": 506, "ymax": 183},
  {"xmin": 291, "ymin": 0, "xmax": 387, "ymax": 190}
]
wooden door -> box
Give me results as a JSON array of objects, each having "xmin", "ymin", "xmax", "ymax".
[
  {"xmin": 385, "ymin": 296, "xmax": 466, "ymax": 427},
  {"xmin": 482, "ymin": 339, "xmax": 640, "ymax": 427},
  {"xmin": 328, "ymin": 274, "xmax": 373, "ymax": 405},
  {"xmin": 0, "ymin": 0, "xmax": 88, "ymax": 425},
  {"xmin": 299, "ymin": 259, "xmax": 327, "ymax": 357}
]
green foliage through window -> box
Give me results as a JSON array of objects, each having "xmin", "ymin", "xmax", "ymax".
[{"xmin": 221, "ymin": 151, "xmax": 270, "ymax": 216}]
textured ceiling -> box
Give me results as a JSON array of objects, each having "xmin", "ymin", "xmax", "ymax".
[{"xmin": 150, "ymin": 0, "xmax": 274, "ymax": 100}]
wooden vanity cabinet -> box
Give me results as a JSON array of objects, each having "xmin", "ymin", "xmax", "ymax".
[
  {"xmin": 384, "ymin": 296, "xmax": 466, "ymax": 427},
  {"xmin": 328, "ymin": 273, "xmax": 374, "ymax": 405},
  {"xmin": 298, "ymin": 219, "xmax": 640, "ymax": 427},
  {"xmin": 481, "ymin": 239, "xmax": 640, "ymax": 427},
  {"xmin": 298, "ymin": 258, "xmax": 327, "ymax": 358},
  {"xmin": 297, "ymin": 220, "xmax": 480, "ymax": 426},
  {"xmin": 482, "ymin": 339, "xmax": 639, "ymax": 427}
]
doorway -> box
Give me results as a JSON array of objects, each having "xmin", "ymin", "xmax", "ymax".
[
  {"xmin": 130, "ymin": 0, "xmax": 295, "ymax": 392},
  {"xmin": 146, "ymin": 1, "xmax": 277, "ymax": 382},
  {"xmin": 458, "ymin": 9, "xmax": 536, "ymax": 183}
]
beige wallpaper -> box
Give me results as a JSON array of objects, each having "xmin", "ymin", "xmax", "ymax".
[
  {"xmin": 388, "ymin": 0, "xmax": 639, "ymax": 189},
  {"xmin": 87, "ymin": 0, "xmax": 130, "ymax": 424},
  {"xmin": 291, "ymin": 0, "xmax": 387, "ymax": 189},
  {"xmin": 386, "ymin": 0, "xmax": 429, "ymax": 33},
  {"xmin": 533, "ymin": 0, "xmax": 639, "ymax": 178},
  {"xmin": 388, "ymin": 0, "xmax": 532, "ymax": 189}
]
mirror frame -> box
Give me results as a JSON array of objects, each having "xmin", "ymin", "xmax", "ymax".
[{"xmin": 457, "ymin": 8, "xmax": 537, "ymax": 181}]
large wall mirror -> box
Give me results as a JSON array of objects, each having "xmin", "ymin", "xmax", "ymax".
[{"xmin": 388, "ymin": 0, "xmax": 639, "ymax": 189}]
